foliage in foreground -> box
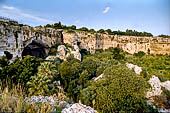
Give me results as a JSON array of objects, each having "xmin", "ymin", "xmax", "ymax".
[
  {"xmin": 0, "ymin": 56, "xmax": 42, "ymax": 84},
  {"xmin": 27, "ymin": 62, "xmax": 59, "ymax": 96},
  {"xmin": 78, "ymin": 65, "xmax": 157, "ymax": 113},
  {"xmin": 0, "ymin": 47, "xmax": 169, "ymax": 112},
  {"xmin": 0, "ymin": 81, "xmax": 25, "ymax": 112}
]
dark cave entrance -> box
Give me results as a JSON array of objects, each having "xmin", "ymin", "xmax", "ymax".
[{"xmin": 22, "ymin": 40, "xmax": 49, "ymax": 59}]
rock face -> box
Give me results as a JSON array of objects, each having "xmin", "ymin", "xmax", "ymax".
[
  {"xmin": 126, "ymin": 63, "xmax": 142, "ymax": 75},
  {"xmin": 63, "ymin": 31, "xmax": 170, "ymax": 54},
  {"xmin": 71, "ymin": 44, "xmax": 81, "ymax": 61},
  {"xmin": 0, "ymin": 21, "xmax": 63, "ymax": 58},
  {"xmin": 1, "ymin": 20, "xmax": 170, "ymax": 59},
  {"xmin": 45, "ymin": 56, "xmax": 57, "ymax": 61},
  {"xmin": 56, "ymin": 44, "xmax": 81, "ymax": 61},
  {"xmin": 57, "ymin": 45, "xmax": 67, "ymax": 57},
  {"xmin": 146, "ymin": 76, "xmax": 162, "ymax": 98},
  {"xmin": 146, "ymin": 75, "xmax": 170, "ymax": 98},
  {"xmin": 161, "ymin": 81, "xmax": 170, "ymax": 91},
  {"xmin": 62, "ymin": 103, "xmax": 98, "ymax": 113}
]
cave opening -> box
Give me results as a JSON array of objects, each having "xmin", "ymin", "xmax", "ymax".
[{"xmin": 22, "ymin": 40, "xmax": 48, "ymax": 59}]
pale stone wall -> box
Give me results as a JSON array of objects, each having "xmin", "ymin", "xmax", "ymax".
[
  {"xmin": 63, "ymin": 31, "xmax": 170, "ymax": 55},
  {"xmin": 0, "ymin": 22, "xmax": 63, "ymax": 57},
  {"xmin": 1, "ymin": 21, "xmax": 170, "ymax": 58}
]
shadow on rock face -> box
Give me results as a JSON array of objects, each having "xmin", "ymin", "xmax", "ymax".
[{"xmin": 22, "ymin": 40, "xmax": 49, "ymax": 59}]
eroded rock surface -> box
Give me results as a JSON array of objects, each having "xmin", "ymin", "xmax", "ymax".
[
  {"xmin": 126, "ymin": 63, "xmax": 142, "ymax": 75},
  {"xmin": 62, "ymin": 103, "xmax": 98, "ymax": 113},
  {"xmin": 146, "ymin": 75, "xmax": 170, "ymax": 98}
]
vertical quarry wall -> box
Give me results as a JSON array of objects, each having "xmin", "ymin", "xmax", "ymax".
[
  {"xmin": 0, "ymin": 22, "xmax": 63, "ymax": 57},
  {"xmin": 63, "ymin": 31, "xmax": 170, "ymax": 54},
  {"xmin": 0, "ymin": 21, "xmax": 170, "ymax": 58}
]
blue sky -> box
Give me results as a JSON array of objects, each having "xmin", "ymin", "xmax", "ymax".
[{"xmin": 0, "ymin": 0, "xmax": 169, "ymax": 36}]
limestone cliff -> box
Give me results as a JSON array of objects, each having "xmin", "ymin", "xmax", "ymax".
[
  {"xmin": 0, "ymin": 21, "xmax": 170, "ymax": 59},
  {"xmin": 63, "ymin": 31, "xmax": 170, "ymax": 54},
  {"xmin": 0, "ymin": 21, "xmax": 63, "ymax": 58}
]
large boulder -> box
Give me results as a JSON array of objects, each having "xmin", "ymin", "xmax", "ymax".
[
  {"xmin": 73, "ymin": 45, "xmax": 80, "ymax": 52},
  {"xmin": 70, "ymin": 44, "xmax": 81, "ymax": 61},
  {"xmin": 161, "ymin": 81, "xmax": 170, "ymax": 91},
  {"xmin": 57, "ymin": 45, "xmax": 67, "ymax": 60},
  {"xmin": 126, "ymin": 63, "xmax": 142, "ymax": 75},
  {"xmin": 57, "ymin": 45, "xmax": 67, "ymax": 57},
  {"xmin": 71, "ymin": 51, "xmax": 81, "ymax": 61},
  {"xmin": 62, "ymin": 103, "xmax": 98, "ymax": 113},
  {"xmin": 146, "ymin": 75, "xmax": 170, "ymax": 98},
  {"xmin": 56, "ymin": 44, "xmax": 81, "ymax": 61},
  {"xmin": 146, "ymin": 75, "xmax": 162, "ymax": 98}
]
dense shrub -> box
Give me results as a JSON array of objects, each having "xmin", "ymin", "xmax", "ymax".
[
  {"xmin": 105, "ymin": 47, "xmax": 125, "ymax": 60},
  {"xmin": 0, "ymin": 56, "xmax": 42, "ymax": 84},
  {"xmin": 82, "ymin": 58, "xmax": 97, "ymax": 78},
  {"xmin": 79, "ymin": 65, "xmax": 157, "ymax": 112},
  {"xmin": 27, "ymin": 62, "xmax": 59, "ymax": 95},
  {"xmin": 134, "ymin": 51, "xmax": 146, "ymax": 58}
]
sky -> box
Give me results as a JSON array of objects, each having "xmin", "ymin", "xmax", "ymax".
[{"xmin": 0, "ymin": 0, "xmax": 169, "ymax": 36}]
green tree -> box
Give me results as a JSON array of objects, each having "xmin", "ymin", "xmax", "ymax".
[
  {"xmin": 1, "ymin": 56, "xmax": 42, "ymax": 84},
  {"xmin": 70, "ymin": 25, "xmax": 76, "ymax": 30},
  {"xmin": 27, "ymin": 62, "xmax": 59, "ymax": 95},
  {"xmin": 0, "ymin": 56, "xmax": 8, "ymax": 68},
  {"xmin": 82, "ymin": 58, "xmax": 97, "ymax": 78},
  {"xmin": 134, "ymin": 51, "xmax": 146, "ymax": 58},
  {"xmin": 89, "ymin": 29, "xmax": 96, "ymax": 33},
  {"xmin": 79, "ymin": 27, "xmax": 89, "ymax": 32},
  {"xmin": 111, "ymin": 47, "xmax": 125, "ymax": 60},
  {"xmin": 54, "ymin": 22, "xmax": 62, "ymax": 29},
  {"xmin": 97, "ymin": 29, "xmax": 105, "ymax": 33},
  {"xmin": 79, "ymin": 65, "xmax": 157, "ymax": 113},
  {"xmin": 105, "ymin": 29, "xmax": 112, "ymax": 35}
]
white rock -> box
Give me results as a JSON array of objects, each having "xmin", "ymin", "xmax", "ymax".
[
  {"xmin": 57, "ymin": 45, "xmax": 67, "ymax": 57},
  {"xmin": 161, "ymin": 81, "xmax": 170, "ymax": 91},
  {"xmin": 93, "ymin": 74, "xmax": 103, "ymax": 81},
  {"xmin": 146, "ymin": 75, "xmax": 162, "ymax": 98},
  {"xmin": 62, "ymin": 103, "xmax": 98, "ymax": 113},
  {"xmin": 71, "ymin": 51, "xmax": 81, "ymax": 61},
  {"xmin": 126, "ymin": 63, "xmax": 142, "ymax": 75},
  {"xmin": 146, "ymin": 75, "xmax": 170, "ymax": 98},
  {"xmin": 73, "ymin": 45, "xmax": 80, "ymax": 52},
  {"xmin": 45, "ymin": 56, "xmax": 57, "ymax": 61},
  {"xmin": 134, "ymin": 65, "xmax": 142, "ymax": 75},
  {"xmin": 126, "ymin": 63, "xmax": 135, "ymax": 70}
]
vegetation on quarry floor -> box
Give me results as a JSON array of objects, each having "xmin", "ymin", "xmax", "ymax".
[{"xmin": 0, "ymin": 46, "xmax": 170, "ymax": 112}]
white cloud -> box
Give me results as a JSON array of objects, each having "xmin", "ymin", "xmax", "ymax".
[
  {"xmin": 102, "ymin": 7, "xmax": 110, "ymax": 14},
  {"xmin": 2, "ymin": 5, "xmax": 15, "ymax": 10},
  {"xmin": 0, "ymin": 5, "xmax": 55, "ymax": 25}
]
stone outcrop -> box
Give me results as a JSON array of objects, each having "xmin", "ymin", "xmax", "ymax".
[
  {"xmin": 62, "ymin": 103, "xmax": 98, "ymax": 113},
  {"xmin": 56, "ymin": 44, "xmax": 81, "ymax": 61},
  {"xmin": 126, "ymin": 63, "xmax": 142, "ymax": 75},
  {"xmin": 146, "ymin": 75, "xmax": 170, "ymax": 98},
  {"xmin": 57, "ymin": 45, "xmax": 67, "ymax": 60},
  {"xmin": 70, "ymin": 44, "xmax": 81, "ymax": 61}
]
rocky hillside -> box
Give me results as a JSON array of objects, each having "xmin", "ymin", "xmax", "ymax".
[{"xmin": 0, "ymin": 20, "xmax": 170, "ymax": 59}]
